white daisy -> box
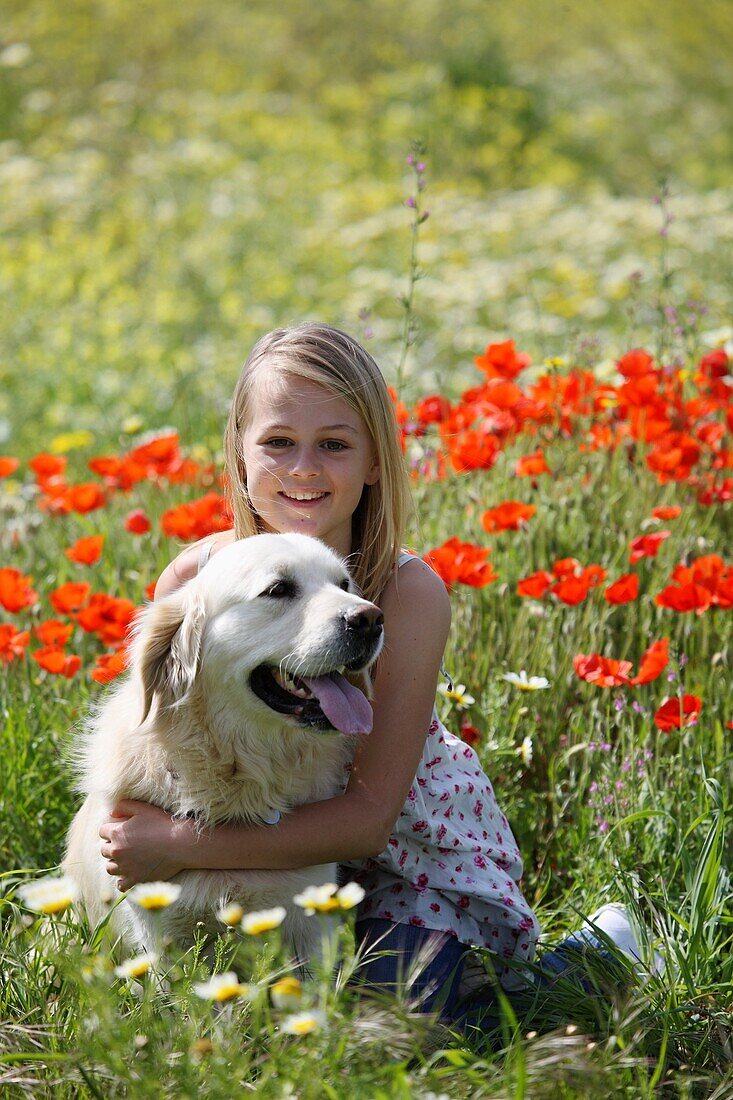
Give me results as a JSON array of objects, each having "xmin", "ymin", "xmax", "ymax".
[
  {"xmin": 293, "ymin": 884, "xmax": 340, "ymax": 914},
  {"xmin": 127, "ymin": 881, "xmax": 182, "ymax": 910},
  {"xmin": 241, "ymin": 906, "xmax": 287, "ymax": 935},
  {"xmin": 115, "ymin": 952, "xmax": 158, "ymax": 979},
  {"xmin": 18, "ymin": 874, "xmax": 77, "ymax": 915},
  {"xmin": 502, "ymin": 670, "xmax": 550, "ymax": 691},
  {"xmin": 280, "ymin": 1010, "xmax": 326, "ymax": 1036},
  {"xmin": 437, "ymin": 682, "xmax": 475, "ymax": 710},
  {"xmin": 193, "ymin": 972, "xmax": 252, "ymax": 1002}
]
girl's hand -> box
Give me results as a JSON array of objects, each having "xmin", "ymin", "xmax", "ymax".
[{"xmin": 99, "ymin": 800, "xmax": 193, "ymax": 891}]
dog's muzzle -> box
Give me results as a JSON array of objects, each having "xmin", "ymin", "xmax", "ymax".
[{"xmin": 250, "ymin": 605, "xmax": 383, "ymax": 735}]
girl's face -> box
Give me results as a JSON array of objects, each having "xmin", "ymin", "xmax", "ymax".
[{"xmin": 239, "ymin": 371, "xmax": 380, "ymax": 557}]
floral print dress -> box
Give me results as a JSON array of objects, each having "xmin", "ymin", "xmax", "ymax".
[{"xmin": 341, "ymin": 554, "xmax": 540, "ymax": 979}]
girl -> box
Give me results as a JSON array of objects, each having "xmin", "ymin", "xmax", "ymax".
[{"xmin": 99, "ymin": 323, "xmax": 645, "ymax": 1027}]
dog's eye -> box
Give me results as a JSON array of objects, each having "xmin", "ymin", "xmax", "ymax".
[
  {"xmin": 260, "ymin": 579, "xmax": 297, "ymax": 599},
  {"xmin": 339, "ymin": 578, "xmax": 351, "ymax": 592}
]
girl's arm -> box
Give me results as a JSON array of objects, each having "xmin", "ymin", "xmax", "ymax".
[{"xmin": 100, "ymin": 559, "xmax": 451, "ymax": 888}]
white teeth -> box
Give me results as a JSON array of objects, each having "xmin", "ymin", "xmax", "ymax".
[
  {"xmin": 273, "ymin": 669, "xmax": 311, "ymax": 698},
  {"xmin": 283, "ymin": 491, "xmax": 327, "ymax": 501}
]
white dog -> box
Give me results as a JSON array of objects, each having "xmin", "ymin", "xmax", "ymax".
[{"xmin": 63, "ymin": 532, "xmax": 383, "ymax": 962}]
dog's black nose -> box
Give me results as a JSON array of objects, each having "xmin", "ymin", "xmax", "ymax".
[{"xmin": 342, "ymin": 605, "xmax": 384, "ymax": 636}]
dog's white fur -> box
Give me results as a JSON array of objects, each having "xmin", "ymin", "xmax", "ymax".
[{"xmin": 63, "ymin": 532, "xmax": 382, "ymax": 961}]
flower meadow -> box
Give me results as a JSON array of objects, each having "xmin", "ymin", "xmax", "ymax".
[
  {"xmin": 2, "ymin": 2, "xmax": 733, "ymax": 1096},
  {"xmin": 2, "ymin": 324, "xmax": 732, "ymax": 1096}
]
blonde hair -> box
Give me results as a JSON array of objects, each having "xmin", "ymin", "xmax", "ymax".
[{"xmin": 223, "ymin": 323, "xmax": 412, "ymax": 604}]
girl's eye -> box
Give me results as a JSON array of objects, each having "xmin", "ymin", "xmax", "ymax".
[
  {"xmin": 322, "ymin": 440, "xmax": 348, "ymax": 451},
  {"xmin": 264, "ymin": 438, "xmax": 292, "ymax": 449}
]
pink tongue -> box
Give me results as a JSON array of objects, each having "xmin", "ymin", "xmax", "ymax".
[{"xmin": 301, "ymin": 672, "xmax": 373, "ymax": 735}]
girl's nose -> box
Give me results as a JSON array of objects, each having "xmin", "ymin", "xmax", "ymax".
[{"xmin": 289, "ymin": 446, "xmax": 321, "ymax": 477}]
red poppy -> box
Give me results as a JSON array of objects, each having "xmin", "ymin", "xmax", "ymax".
[
  {"xmin": 90, "ymin": 648, "xmax": 129, "ymax": 683},
  {"xmin": 413, "ymin": 395, "xmax": 452, "ymax": 426},
  {"xmin": 515, "ymin": 449, "xmax": 552, "ymax": 477},
  {"xmin": 32, "ymin": 647, "xmax": 82, "ymax": 678},
  {"xmin": 160, "ymin": 493, "xmax": 232, "ymax": 541},
  {"xmin": 62, "ymin": 483, "xmax": 107, "ymax": 514},
  {"xmin": 459, "ymin": 717, "xmax": 481, "ymax": 746},
  {"xmin": 473, "ymin": 340, "xmax": 530, "ymax": 381},
  {"xmin": 423, "ymin": 538, "xmax": 497, "ymax": 591},
  {"xmin": 0, "ymin": 457, "xmax": 20, "ymax": 478},
  {"xmin": 49, "ymin": 581, "xmax": 91, "ymax": 615},
  {"xmin": 582, "ymin": 564, "xmax": 608, "ymax": 588},
  {"xmin": 0, "ymin": 624, "xmax": 30, "ymax": 664},
  {"xmin": 481, "ymin": 501, "xmax": 536, "ymax": 532},
  {"xmin": 517, "ymin": 570, "xmax": 554, "ymax": 599},
  {"xmin": 552, "ymin": 558, "xmax": 581, "ymax": 579},
  {"xmin": 573, "ymin": 653, "xmax": 633, "ymax": 687},
  {"xmin": 443, "ymin": 428, "xmax": 501, "ymax": 473},
  {"xmin": 64, "ymin": 535, "xmax": 104, "ymax": 565},
  {"xmin": 630, "ymin": 638, "xmax": 669, "ymax": 685},
  {"xmin": 34, "ymin": 620, "xmax": 74, "ymax": 647},
  {"xmin": 76, "ymin": 594, "xmax": 137, "ymax": 646},
  {"xmin": 655, "ymin": 582, "xmax": 713, "ymax": 614},
  {"xmin": 552, "ymin": 575, "xmax": 592, "ymax": 605},
  {"xmin": 617, "ymin": 348, "xmax": 655, "ymax": 378},
  {"xmin": 125, "ymin": 509, "xmax": 151, "ymax": 535},
  {"xmin": 126, "ymin": 433, "xmax": 183, "ymax": 479},
  {"xmin": 651, "ymin": 505, "xmax": 682, "ymax": 520},
  {"xmin": 604, "ymin": 573, "xmax": 640, "ymax": 605},
  {"xmin": 629, "ymin": 530, "xmax": 671, "ymax": 564},
  {"xmin": 0, "ymin": 568, "xmax": 39, "ymax": 613},
  {"xmin": 29, "ymin": 453, "xmax": 67, "ymax": 480},
  {"xmin": 654, "ymin": 694, "xmax": 702, "ymax": 732},
  {"xmin": 144, "ymin": 581, "xmax": 157, "ymax": 601}
]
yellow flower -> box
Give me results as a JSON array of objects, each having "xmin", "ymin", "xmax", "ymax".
[
  {"xmin": 50, "ymin": 430, "xmax": 95, "ymax": 454},
  {"xmin": 293, "ymin": 884, "xmax": 340, "ymax": 914},
  {"xmin": 193, "ymin": 972, "xmax": 252, "ymax": 1002},
  {"xmin": 127, "ymin": 881, "xmax": 182, "ymax": 910},
  {"xmin": 270, "ymin": 976, "xmax": 303, "ymax": 1010},
  {"xmin": 217, "ymin": 902, "xmax": 244, "ymax": 926},
  {"xmin": 18, "ymin": 874, "xmax": 77, "ymax": 915},
  {"xmin": 121, "ymin": 415, "xmax": 144, "ymax": 434},
  {"xmin": 115, "ymin": 952, "xmax": 158, "ymax": 979},
  {"xmin": 241, "ymin": 906, "xmax": 287, "ymax": 935},
  {"xmin": 280, "ymin": 1010, "xmax": 326, "ymax": 1036}
]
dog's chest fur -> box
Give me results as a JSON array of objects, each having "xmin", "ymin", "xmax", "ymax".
[{"xmin": 95, "ymin": 684, "xmax": 354, "ymax": 827}]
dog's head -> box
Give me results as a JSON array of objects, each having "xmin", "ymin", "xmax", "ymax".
[{"xmin": 134, "ymin": 533, "xmax": 384, "ymax": 735}]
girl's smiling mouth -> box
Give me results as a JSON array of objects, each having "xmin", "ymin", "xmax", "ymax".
[{"xmin": 279, "ymin": 490, "xmax": 329, "ymax": 503}]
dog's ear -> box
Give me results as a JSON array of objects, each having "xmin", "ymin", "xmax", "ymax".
[{"xmin": 137, "ymin": 589, "xmax": 206, "ymax": 723}]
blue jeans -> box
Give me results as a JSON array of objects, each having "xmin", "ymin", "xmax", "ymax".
[{"xmin": 354, "ymin": 919, "xmax": 620, "ymax": 1034}]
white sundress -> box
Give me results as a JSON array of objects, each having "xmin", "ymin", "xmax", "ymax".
[{"xmin": 340, "ymin": 552, "xmax": 540, "ymax": 976}]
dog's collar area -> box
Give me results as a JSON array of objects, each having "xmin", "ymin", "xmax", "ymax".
[{"xmin": 261, "ymin": 808, "xmax": 281, "ymax": 826}]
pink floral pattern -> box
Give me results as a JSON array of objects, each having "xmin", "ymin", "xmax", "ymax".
[{"xmin": 342, "ymin": 713, "xmax": 540, "ymax": 973}]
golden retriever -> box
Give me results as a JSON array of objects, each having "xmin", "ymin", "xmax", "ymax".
[{"xmin": 63, "ymin": 532, "xmax": 383, "ymax": 962}]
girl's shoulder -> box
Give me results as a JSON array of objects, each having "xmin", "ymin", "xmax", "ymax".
[
  {"xmin": 154, "ymin": 529, "xmax": 236, "ymax": 599},
  {"xmin": 379, "ymin": 549, "xmax": 451, "ymax": 619}
]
